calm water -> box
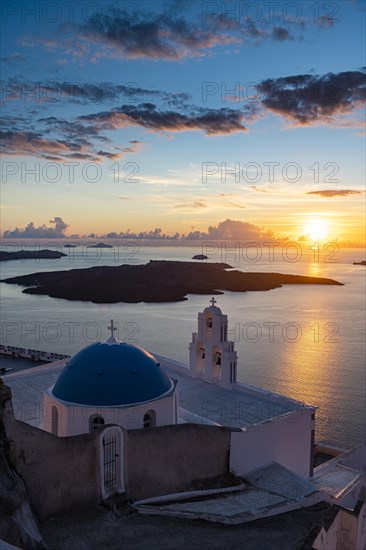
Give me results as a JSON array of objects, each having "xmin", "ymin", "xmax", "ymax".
[{"xmin": 0, "ymin": 241, "xmax": 365, "ymax": 448}]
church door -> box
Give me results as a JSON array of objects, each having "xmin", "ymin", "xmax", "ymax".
[{"xmin": 100, "ymin": 427, "xmax": 124, "ymax": 499}]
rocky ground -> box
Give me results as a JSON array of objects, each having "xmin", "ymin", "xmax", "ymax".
[{"xmin": 39, "ymin": 500, "xmax": 333, "ymax": 550}]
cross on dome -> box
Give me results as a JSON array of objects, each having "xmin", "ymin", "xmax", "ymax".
[
  {"xmin": 108, "ymin": 320, "xmax": 117, "ymax": 337},
  {"xmin": 210, "ymin": 297, "xmax": 217, "ymax": 307},
  {"xmin": 106, "ymin": 320, "xmax": 118, "ymax": 343}
]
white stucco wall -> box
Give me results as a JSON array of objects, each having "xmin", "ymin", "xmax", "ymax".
[
  {"xmin": 230, "ymin": 408, "xmax": 314, "ymax": 479},
  {"xmin": 43, "ymin": 386, "xmax": 177, "ymax": 436}
]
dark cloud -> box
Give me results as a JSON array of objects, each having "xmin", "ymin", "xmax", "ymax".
[
  {"xmin": 23, "ymin": 3, "xmax": 338, "ymax": 64},
  {"xmin": 0, "ymin": 117, "xmax": 141, "ymax": 161},
  {"xmin": 79, "ymin": 104, "xmax": 246, "ymax": 135},
  {"xmin": 257, "ymin": 70, "xmax": 366, "ymax": 124},
  {"xmin": 307, "ymin": 189, "xmax": 362, "ymax": 197},
  {"xmin": 1, "ymin": 79, "xmax": 191, "ymax": 107},
  {"xmin": 3, "ymin": 217, "xmax": 69, "ymax": 238},
  {"xmin": 97, "ymin": 140, "xmax": 143, "ymax": 160},
  {"xmin": 0, "ymin": 91, "xmax": 245, "ymax": 162},
  {"xmin": 244, "ymin": 18, "xmax": 263, "ymax": 37},
  {"xmin": 76, "ymin": 10, "xmax": 239, "ymax": 60},
  {"xmin": 0, "ymin": 129, "xmax": 89, "ymax": 158},
  {"xmin": 1, "ymin": 68, "xmax": 363, "ymax": 163},
  {"xmin": 65, "ymin": 8, "xmax": 301, "ymax": 63},
  {"xmin": 271, "ymin": 26, "xmax": 294, "ymax": 41}
]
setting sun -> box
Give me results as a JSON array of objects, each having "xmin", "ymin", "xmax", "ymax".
[{"xmin": 304, "ymin": 219, "xmax": 329, "ymax": 241}]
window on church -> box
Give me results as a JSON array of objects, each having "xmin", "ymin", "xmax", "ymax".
[
  {"xmin": 143, "ymin": 410, "xmax": 156, "ymax": 428},
  {"xmin": 90, "ymin": 415, "xmax": 105, "ymax": 431}
]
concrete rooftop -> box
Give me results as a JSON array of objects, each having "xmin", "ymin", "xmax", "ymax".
[
  {"xmin": 2, "ymin": 354, "xmax": 310, "ymax": 430},
  {"xmin": 136, "ymin": 463, "xmax": 318, "ymax": 524},
  {"xmin": 3, "ymin": 360, "xmax": 66, "ymax": 427},
  {"xmin": 157, "ymin": 355, "xmax": 310, "ymax": 429}
]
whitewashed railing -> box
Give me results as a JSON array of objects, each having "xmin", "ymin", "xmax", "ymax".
[{"xmin": 0, "ymin": 344, "xmax": 69, "ymax": 362}]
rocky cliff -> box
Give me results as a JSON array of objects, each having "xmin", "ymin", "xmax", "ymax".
[{"xmin": 0, "ymin": 383, "xmax": 46, "ymax": 549}]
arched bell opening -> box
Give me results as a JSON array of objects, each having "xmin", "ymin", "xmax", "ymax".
[
  {"xmin": 204, "ymin": 311, "xmax": 213, "ymax": 340},
  {"xmin": 211, "ymin": 345, "xmax": 221, "ymax": 383},
  {"xmin": 195, "ymin": 342, "xmax": 205, "ymax": 378}
]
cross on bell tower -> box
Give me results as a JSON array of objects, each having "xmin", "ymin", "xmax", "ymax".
[{"xmin": 210, "ymin": 297, "xmax": 217, "ymax": 307}]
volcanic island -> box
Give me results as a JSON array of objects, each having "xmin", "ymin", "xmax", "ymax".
[{"xmin": 0, "ymin": 260, "xmax": 343, "ymax": 304}]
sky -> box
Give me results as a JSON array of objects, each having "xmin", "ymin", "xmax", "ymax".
[{"xmin": 0, "ymin": 0, "xmax": 365, "ymax": 244}]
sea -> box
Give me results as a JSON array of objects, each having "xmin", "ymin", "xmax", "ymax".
[{"xmin": 0, "ymin": 240, "xmax": 365, "ymax": 449}]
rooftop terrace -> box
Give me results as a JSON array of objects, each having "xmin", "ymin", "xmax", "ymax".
[{"xmin": 2, "ymin": 353, "xmax": 313, "ymax": 430}]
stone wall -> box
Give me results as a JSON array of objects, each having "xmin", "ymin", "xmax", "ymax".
[
  {"xmin": 3, "ymin": 396, "xmax": 102, "ymax": 519},
  {"xmin": 312, "ymin": 500, "xmax": 366, "ymax": 550},
  {"xmin": 125, "ymin": 423, "xmax": 231, "ymax": 500}
]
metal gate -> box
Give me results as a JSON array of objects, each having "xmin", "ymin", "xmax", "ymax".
[{"xmin": 103, "ymin": 435, "xmax": 118, "ymax": 493}]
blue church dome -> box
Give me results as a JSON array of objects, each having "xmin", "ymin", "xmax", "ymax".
[{"xmin": 52, "ymin": 342, "xmax": 173, "ymax": 406}]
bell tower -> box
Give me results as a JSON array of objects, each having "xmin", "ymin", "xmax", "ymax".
[{"xmin": 189, "ymin": 297, "xmax": 237, "ymax": 388}]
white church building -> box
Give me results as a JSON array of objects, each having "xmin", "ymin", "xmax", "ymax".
[
  {"xmin": 41, "ymin": 299, "xmax": 316, "ymax": 480},
  {"xmin": 2, "ymin": 298, "xmax": 365, "ymax": 537}
]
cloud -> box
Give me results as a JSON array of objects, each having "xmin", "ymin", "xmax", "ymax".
[
  {"xmin": 207, "ymin": 219, "xmax": 274, "ymax": 240},
  {"xmin": 248, "ymin": 186, "xmax": 270, "ymax": 193},
  {"xmin": 105, "ymin": 228, "xmax": 180, "ymax": 240},
  {"xmin": 271, "ymin": 27, "xmax": 294, "ymax": 41},
  {"xmin": 3, "ymin": 217, "xmax": 69, "ymax": 238},
  {"xmin": 75, "ymin": 10, "xmax": 240, "ymax": 60},
  {"xmin": 257, "ymin": 70, "xmax": 366, "ymax": 125},
  {"xmin": 8, "ymin": 218, "xmax": 274, "ymax": 241},
  {"xmin": 1, "ymin": 52, "xmax": 25, "ymax": 64},
  {"xmin": 184, "ymin": 219, "xmax": 274, "ymax": 241},
  {"xmin": 28, "ymin": 5, "xmax": 324, "ymax": 63},
  {"xmin": 0, "ymin": 120, "xmax": 142, "ymax": 162},
  {"xmin": 202, "ymin": 69, "xmax": 365, "ymax": 128},
  {"xmin": 307, "ymin": 189, "xmax": 363, "ymax": 197},
  {"xmin": 1, "ymin": 69, "xmax": 363, "ymax": 164},
  {"xmin": 317, "ymin": 15, "xmax": 336, "ymax": 27},
  {"xmin": 174, "ymin": 201, "xmax": 207, "ymax": 209},
  {"xmin": 1, "ymin": 100, "xmax": 245, "ymax": 162},
  {"xmin": 225, "ymin": 202, "xmax": 246, "ymax": 209},
  {"xmin": 1, "ymin": 79, "xmax": 191, "ymax": 107},
  {"xmin": 0, "ymin": 129, "xmax": 91, "ymax": 159},
  {"xmin": 96, "ymin": 219, "xmax": 275, "ymax": 241},
  {"xmin": 79, "ymin": 104, "xmax": 247, "ymax": 135}
]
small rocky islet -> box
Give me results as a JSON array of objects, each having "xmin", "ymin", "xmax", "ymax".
[{"xmin": 0, "ymin": 249, "xmax": 67, "ymax": 262}]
